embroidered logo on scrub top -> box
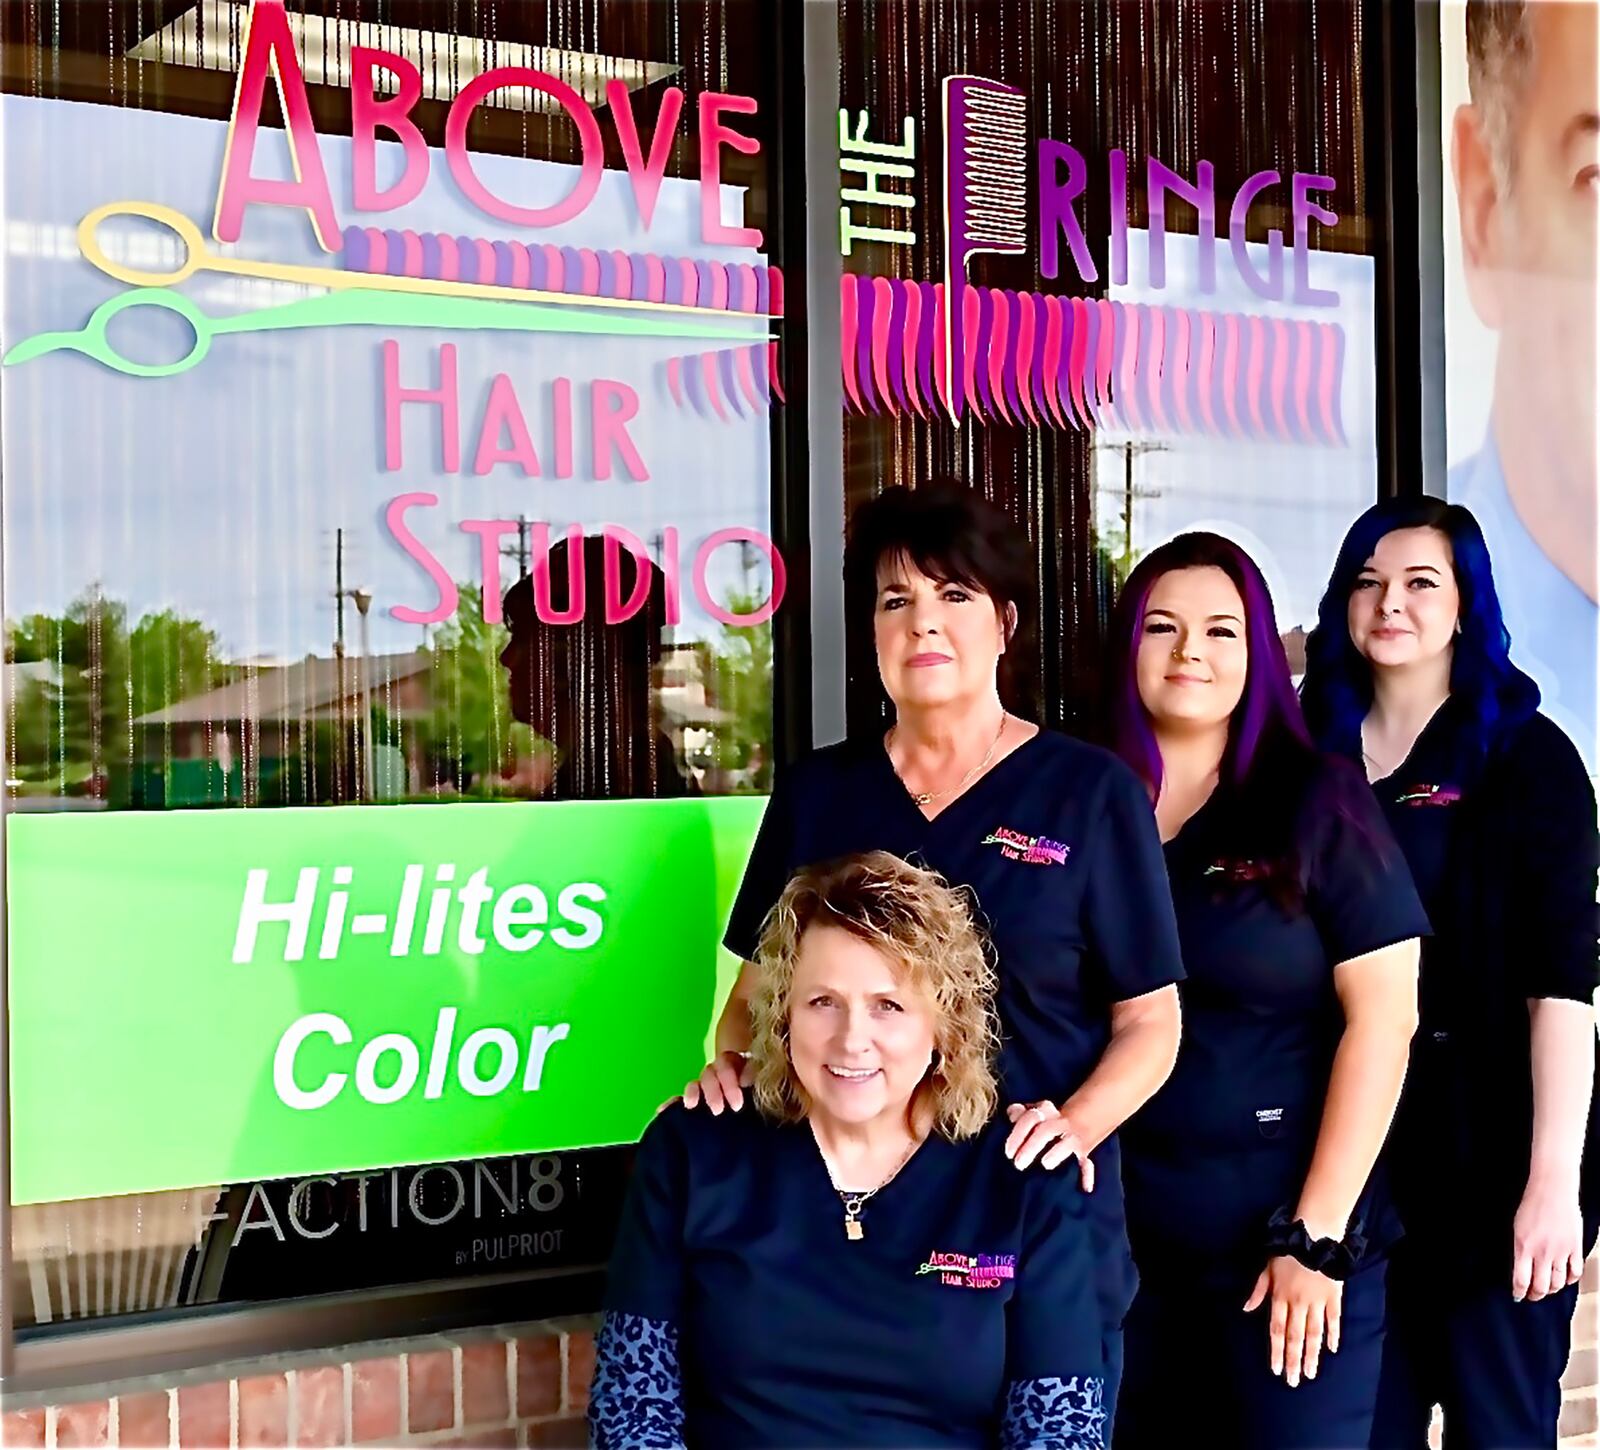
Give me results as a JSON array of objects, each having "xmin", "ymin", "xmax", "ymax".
[
  {"xmin": 1201, "ymin": 858, "xmax": 1272, "ymax": 884},
  {"xmin": 916, "ymin": 1251, "xmax": 1017, "ymax": 1289},
  {"xmin": 982, "ymin": 827, "xmax": 1069, "ymax": 866},
  {"xmin": 1255, "ymin": 1106, "xmax": 1285, "ymax": 1139},
  {"xmin": 1393, "ymin": 783, "xmax": 1462, "ymax": 808}
]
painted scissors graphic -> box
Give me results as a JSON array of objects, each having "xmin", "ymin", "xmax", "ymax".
[{"xmin": 3, "ymin": 201, "xmax": 770, "ymax": 378}]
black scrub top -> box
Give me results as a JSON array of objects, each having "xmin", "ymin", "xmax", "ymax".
[
  {"xmin": 725, "ymin": 733, "xmax": 1186, "ymax": 1110},
  {"xmin": 1122, "ymin": 757, "xmax": 1430, "ymax": 1297},
  {"xmin": 603, "ymin": 1103, "xmax": 1106, "ymax": 1448},
  {"xmin": 1350, "ymin": 703, "xmax": 1600, "ymax": 1276}
]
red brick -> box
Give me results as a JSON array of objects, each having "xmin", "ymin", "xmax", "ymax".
[
  {"xmin": 436, "ymin": 1433, "xmax": 517, "ymax": 1449},
  {"xmin": 514, "ymin": 1337, "xmax": 562, "ymax": 1418},
  {"xmin": 526, "ymin": 1417, "xmax": 586, "ymax": 1449},
  {"xmin": 460, "ymin": 1341, "xmax": 509, "ymax": 1426},
  {"xmin": 238, "ymin": 1374, "xmax": 288, "ymax": 1448},
  {"xmin": 564, "ymin": 1333, "xmax": 595, "ymax": 1414},
  {"xmin": 1561, "ymin": 1393, "xmax": 1599, "ymax": 1439},
  {"xmin": 1, "ymin": 1409, "xmax": 47, "ymax": 1448},
  {"xmin": 291, "ymin": 1367, "xmax": 344, "ymax": 1448},
  {"xmin": 407, "ymin": 1349, "xmax": 456, "ymax": 1435},
  {"xmin": 1566, "ymin": 1346, "xmax": 1600, "ymax": 1393},
  {"xmin": 177, "ymin": 1382, "xmax": 231, "ymax": 1449},
  {"xmin": 117, "ymin": 1391, "xmax": 172, "ymax": 1449},
  {"xmin": 350, "ymin": 1357, "xmax": 401, "ymax": 1445},
  {"xmin": 55, "ymin": 1400, "xmax": 111, "ymax": 1448}
]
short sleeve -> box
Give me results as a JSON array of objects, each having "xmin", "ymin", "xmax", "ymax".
[
  {"xmin": 721, "ymin": 765, "xmax": 800, "ymax": 963},
  {"xmin": 1304, "ymin": 762, "xmax": 1432, "ymax": 964},
  {"xmin": 604, "ymin": 1109, "xmax": 690, "ymax": 1323},
  {"xmin": 1005, "ymin": 1171, "xmax": 1105, "ymax": 1385},
  {"xmin": 1501, "ymin": 719, "xmax": 1600, "ymax": 1002},
  {"xmin": 1083, "ymin": 762, "xmax": 1185, "ymax": 999}
]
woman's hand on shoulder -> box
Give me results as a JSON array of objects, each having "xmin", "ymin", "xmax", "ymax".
[
  {"xmin": 1003, "ymin": 1101, "xmax": 1095, "ymax": 1191},
  {"xmin": 675, "ymin": 1050, "xmax": 754, "ymax": 1114},
  {"xmin": 1243, "ymin": 1257, "xmax": 1342, "ymax": 1388}
]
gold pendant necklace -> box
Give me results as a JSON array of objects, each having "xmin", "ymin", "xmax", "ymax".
[
  {"xmin": 826, "ymin": 1137, "xmax": 920, "ymax": 1242},
  {"xmin": 890, "ymin": 711, "xmax": 1009, "ymax": 809}
]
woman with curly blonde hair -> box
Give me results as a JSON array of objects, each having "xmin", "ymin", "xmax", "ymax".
[{"xmin": 590, "ymin": 852, "xmax": 1108, "ymax": 1449}]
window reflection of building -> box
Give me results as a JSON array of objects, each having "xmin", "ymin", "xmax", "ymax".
[{"xmin": 131, "ymin": 652, "xmax": 432, "ymax": 807}]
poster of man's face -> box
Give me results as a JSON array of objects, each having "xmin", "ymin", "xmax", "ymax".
[{"xmin": 1443, "ymin": 0, "xmax": 1598, "ymax": 770}]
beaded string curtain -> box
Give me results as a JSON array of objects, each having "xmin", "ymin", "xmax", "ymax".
[
  {"xmin": 1, "ymin": 0, "xmax": 778, "ymax": 813},
  {"xmin": 836, "ymin": 0, "xmax": 1373, "ymax": 738}
]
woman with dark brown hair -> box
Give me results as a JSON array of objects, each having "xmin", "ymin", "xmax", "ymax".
[{"xmin": 679, "ymin": 481, "xmax": 1186, "ymax": 1424}]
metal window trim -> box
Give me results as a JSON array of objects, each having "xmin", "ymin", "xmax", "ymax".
[
  {"xmin": 801, "ymin": 0, "xmax": 847, "ymax": 748},
  {"xmin": 4, "ymin": 1265, "xmax": 605, "ymax": 1401}
]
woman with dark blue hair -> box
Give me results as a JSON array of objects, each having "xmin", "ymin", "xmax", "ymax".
[
  {"xmin": 1105, "ymin": 533, "xmax": 1427, "ymax": 1448},
  {"xmin": 1301, "ymin": 497, "xmax": 1599, "ymax": 1449}
]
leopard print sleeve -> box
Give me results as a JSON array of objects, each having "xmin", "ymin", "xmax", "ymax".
[
  {"xmin": 586, "ymin": 1310, "xmax": 687, "ymax": 1449},
  {"xmin": 999, "ymin": 1374, "xmax": 1106, "ymax": 1449}
]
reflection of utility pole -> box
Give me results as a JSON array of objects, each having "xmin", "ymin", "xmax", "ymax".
[
  {"xmin": 499, "ymin": 515, "xmax": 532, "ymax": 581},
  {"xmin": 1092, "ymin": 440, "xmax": 1167, "ymax": 576},
  {"xmin": 737, "ymin": 540, "xmax": 757, "ymax": 601},
  {"xmin": 332, "ymin": 528, "xmax": 376, "ymax": 800},
  {"xmin": 334, "ymin": 527, "xmax": 347, "ymax": 661}
]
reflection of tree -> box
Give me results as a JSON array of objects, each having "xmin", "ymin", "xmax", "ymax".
[
  {"xmin": 709, "ymin": 593, "xmax": 774, "ymax": 793},
  {"xmin": 129, "ymin": 610, "xmax": 224, "ymax": 721},
  {"xmin": 422, "ymin": 584, "xmax": 540, "ymax": 796},
  {"xmin": 5, "ymin": 589, "xmax": 224, "ymax": 800}
]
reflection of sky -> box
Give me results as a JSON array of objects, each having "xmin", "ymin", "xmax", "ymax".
[
  {"xmin": 1, "ymin": 96, "xmax": 774, "ymax": 658},
  {"xmin": 1097, "ymin": 230, "xmax": 1377, "ymax": 636}
]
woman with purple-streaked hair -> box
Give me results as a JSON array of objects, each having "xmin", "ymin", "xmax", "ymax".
[{"xmin": 1103, "ymin": 533, "xmax": 1427, "ymax": 1449}]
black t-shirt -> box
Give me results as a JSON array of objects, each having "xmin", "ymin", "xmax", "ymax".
[
  {"xmin": 1122, "ymin": 757, "xmax": 1430, "ymax": 1295},
  {"xmin": 602, "ymin": 1104, "xmax": 1105, "ymax": 1448},
  {"xmin": 1351, "ymin": 703, "xmax": 1600, "ymax": 1272},
  {"xmin": 724, "ymin": 731, "xmax": 1186, "ymax": 1108}
]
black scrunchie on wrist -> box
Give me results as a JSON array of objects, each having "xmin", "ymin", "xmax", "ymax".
[{"xmin": 1264, "ymin": 1207, "xmax": 1368, "ymax": 1281}]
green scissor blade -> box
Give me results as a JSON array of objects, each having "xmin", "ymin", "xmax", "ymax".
[
  {"xmin": 3, "ymin": 284, "xmax": 773, "ymax": 378},
  {"xmin": 207, "ymin": 286, "xmax": 773, "ymax": 342}
]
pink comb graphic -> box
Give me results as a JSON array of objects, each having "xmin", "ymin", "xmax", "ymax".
[{"xmin": 942, "ymin": 76, "xmax": 1029, "ymax": 424}]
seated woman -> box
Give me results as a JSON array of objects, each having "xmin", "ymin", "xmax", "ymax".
[{"xmin": 588, "ymin": 851, "xmax": 1107, "ymax": 1449}]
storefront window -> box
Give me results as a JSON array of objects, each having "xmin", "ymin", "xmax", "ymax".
[
  {"xmin": 835, "ymin": 0, "xmax": 1387, "ymax": 720},
  {"xmin": 3, "ymin": 0, "xmax": 795, "ymax": 1332}
]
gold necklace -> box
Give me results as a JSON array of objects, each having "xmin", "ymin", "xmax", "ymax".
[
  {"xmin": 889, "ymin": 711, "xmax": 1009, "ymax": 808},
  {"xmin": 822, "ymin": 1137, "xmax": 920, "ymax": 1242}
]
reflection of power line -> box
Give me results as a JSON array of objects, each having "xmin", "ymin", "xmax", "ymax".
[
  {"xmin": 499, "ymin": 516, "xmax": 532, "ymax": 581},
  {"xmin": 331, "ymin": 527, "xmax": 375, "ymax": 801},
  {"xmin": 1092, "ymin": 440, "xmax": 1167, "ymax": 573}
]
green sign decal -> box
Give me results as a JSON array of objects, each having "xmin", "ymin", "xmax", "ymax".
[{"xmin": 6, "ymin": 797, "xmax": 765, "ymax": 1205}]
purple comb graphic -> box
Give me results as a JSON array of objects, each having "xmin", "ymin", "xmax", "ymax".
[{"xmin": 942, "ymin": 76, "xmax": 1029, "ymax": 424}]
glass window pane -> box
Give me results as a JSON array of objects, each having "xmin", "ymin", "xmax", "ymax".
[{"xmin": 3, "ymin": 0, "xmax": 793, "ymax": 1330}]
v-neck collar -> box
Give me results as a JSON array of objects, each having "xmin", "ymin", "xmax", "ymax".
[
  {"xmin": 1367, "ymin": 698, "xmax": 1459, "ymax": 789},
  {"xmin": 874, "ymin": 729, "xmax": 1049, "ymax": 831}
]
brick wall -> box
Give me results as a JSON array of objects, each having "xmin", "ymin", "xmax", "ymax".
[
  {"xmin": 2, "ymin": 1281, "xmax": 1595, "ymax": 1448},
  {"xmin": 0, "ymin": 1319, "xmax": 595, "ymax": 1450},
  {"xmin": 1558, "ymin": 1257, "xmax": 1600, "ymax": 1449}
]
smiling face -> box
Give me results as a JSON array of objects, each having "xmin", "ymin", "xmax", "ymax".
[
  {"xmin": 786, "ymin": 923, "xmax": 938, "ymax": 1132},
  {"xmin": 872, "ymin": 554, "xmax": 1010, "ymax": 713},
  {"xmin": 1135, "ymin": 566, "xmax": 1250, "ymax": 732},
  {"xmin": 1346, "ymin": 526, "xmax": 1462, "ymax": 672}
]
